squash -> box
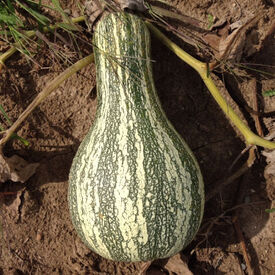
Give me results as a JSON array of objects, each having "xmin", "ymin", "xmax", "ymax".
[{"xmin": 68, "ymin": 12, "xmax": 204, "ymax": 262}]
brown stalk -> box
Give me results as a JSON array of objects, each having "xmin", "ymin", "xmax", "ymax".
[
  {"xmin": 231, "ymin": 78, "xmax": 265, "ymax": 275},
  {"xmin": 251, "ymin": 78, "xmax": 263, "ymax": 137}
]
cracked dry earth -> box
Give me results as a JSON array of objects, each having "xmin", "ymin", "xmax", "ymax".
[{"xmin": 0, "ymin": 0, "xmax": 275, "ymax": 274}]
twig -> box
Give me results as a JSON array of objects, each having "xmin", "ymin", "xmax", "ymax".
[
  {"xmin": 231, "ymin": 148, "xmax": 257, "ymax": 275},
  {"xmin": 206, "ymin": 150, "xmax": 255, "ymax": 201},
  {"xmin": 251, "ymin": 78, "xmax": 263, "ymax": 137},
  {"xmin": 233, "ymin": 0, "xmax": 243, "ymax": 21},
  {"xmin": 149, "ymin": 5, "xmax": 205, "ymax": 29},
  {"xmin": 0, "ymin": 54, "xmax": 94, "ymax": 150},
  {"xmin": 232, "ymin": 216, "xmax": 253, "ymax": 275},
  {"xmin": 194, "ymin": 200, "xmax": 265, "ymax": 250},
  {"xmin": 232, "ymin": 189, "xmax": 254, "ymax": 274},
  {"xmin": 0, "ymin": 192, "xmax": 18, "ymax": 196},
  {"xmin": 228, "ymin": 145, "xmax": 254, "ymax": 172},
  {"xmin": 206, "ymin": 146, "xmax": 255, "ymax": 201},
  {"xmin": 229, "ymin": 79, "xmax": 265, "ymax": 275}
]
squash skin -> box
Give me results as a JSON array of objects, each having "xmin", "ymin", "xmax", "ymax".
[{"xmin": 68, "ymin": 12, "xmax": 204, "ymax": 262}]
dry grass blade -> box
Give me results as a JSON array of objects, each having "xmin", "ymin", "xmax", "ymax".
[
  {"xmin": 149, "ymin": 5, "xmax": 203, "ymax": 28},
  {"xmin": 232, "ymin": 216, "xmax": 254, "ymax": 275},
  {"xmin": 147, "ymin": 4, "xmax": 212, "ymax": 55},
  {"xmin": 0, "ymin": 0, "xmax": 84, "ymax": 65}
]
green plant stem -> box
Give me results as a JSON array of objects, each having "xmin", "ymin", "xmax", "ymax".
[
  {"xmin": 0, "ymin": 54, "xmax": 94, "ymax": 149},
  {"xmin": 146, "ymin": 21, "xmax": 275, "ymax": 149},
  {"xmin": 1, "ymin": 15, "xmax": 274, "ymax": 149},
  {"xmin": 0, "ymin": 16, "xmax": 86, "ymax": 65}
]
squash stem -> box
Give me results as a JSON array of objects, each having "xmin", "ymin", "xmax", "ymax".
[{"xmin": 146, "ymin": 22, "xmax": 275, "ymax": 149}]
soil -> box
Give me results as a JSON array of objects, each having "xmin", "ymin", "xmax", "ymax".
[{"xmin": 0, "ymin": 0, "xmax": 275, "ymax": 274}]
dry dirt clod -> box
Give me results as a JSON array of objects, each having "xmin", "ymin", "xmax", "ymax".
[
  {"xmin": 36, "ymin": 230, "xmax": 43, "ymax": 242},
  {"xmin": 4, "ymin": 190, "xmax": 23, "ymax": 222}
]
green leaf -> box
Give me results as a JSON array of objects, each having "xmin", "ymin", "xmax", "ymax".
[
  {"xmin": 0, "ymin": 104, "xmax": 12, "ymax": 125},
  {"xmin": 51, "ymin": 0, "xmax": 78, "ymax": 30},
  {"xmin": 8, "ymin": 28, "xmax": 29, "ymax": 55},
  {"xmin": 56, "ymin": 22, "xmax": 78, "ymax": 32},
  {"xmin": 265, "ymin": 208, "xmax": 275, "ymax": 213},
  {"xmin": 262, "ymin": 90, "xmax": 275, "ymax": 97},
  {"xmin": 5, "ymin": 0, "xmax": 16, "ymax": 12},
  {"xmin": 11, "ymin": 133, "xmax": 30, "ymax": 146},
  {"xmin": 51, "ymin": 0, "xmax": 68, "ymax": 20},
  {"xmin": 0, "ymin": 1, "xmax": 18, "ymax": 26},
  {"xmin": 207, "ymin": 14, "xmax": 214, "ymax": 29},
  {"xmin": 24, "ymin": 0, "xmax": 42, "ymax": 9},
  {"xmin": 0, "ymin": 13, "xmax": 17, "ymax": 25},
  {"xmin": 15, "ymin": 0, "xmax": 51, "ymax": 26}
]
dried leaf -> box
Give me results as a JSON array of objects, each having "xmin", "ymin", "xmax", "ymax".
[
  {"xmin": 0, "ymin": 153, "xmax": 39, "ymax": 183},
  {"xmin": 203, "ymin": 14, "xmax": 261, "ymax": 65},
  {"xmin": 164, "ymin": 254, "xmax": 193, "ymax": 275},
  {"xmin": 202, "ymin": 32, "xmax": 223, "ymax": 53},
  {"xmin": 218, "ymin": 27, "xmax": 246, "ymax": 62}
]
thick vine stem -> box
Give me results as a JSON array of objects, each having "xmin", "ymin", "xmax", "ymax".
[
  {"xmin": 0, "ymin": 54, "xmax": 94, "ymax": 149},
  {"xmin": 1, "ymin": 14, "xmax": 274, "ymax": 149},
  {"xmin": 146, "ymin": 21, "xmax": 275, "ymax": 149}
]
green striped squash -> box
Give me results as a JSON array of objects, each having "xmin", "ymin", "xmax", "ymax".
[{"xmin": 68, "ymin": 12, "xmax": 204, "ymax": 262}]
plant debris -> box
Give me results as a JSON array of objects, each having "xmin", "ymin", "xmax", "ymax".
[
  {"xmin": 0, "ymin": 153, "xmax": 39, "ymax": 183},
  {"xmin": 203, "ymin": 14, "xmax": 262, "ymax": 69},
  {"xmin": 164, "ymin": 254, "xmax": 193, "ymax": 275}
]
